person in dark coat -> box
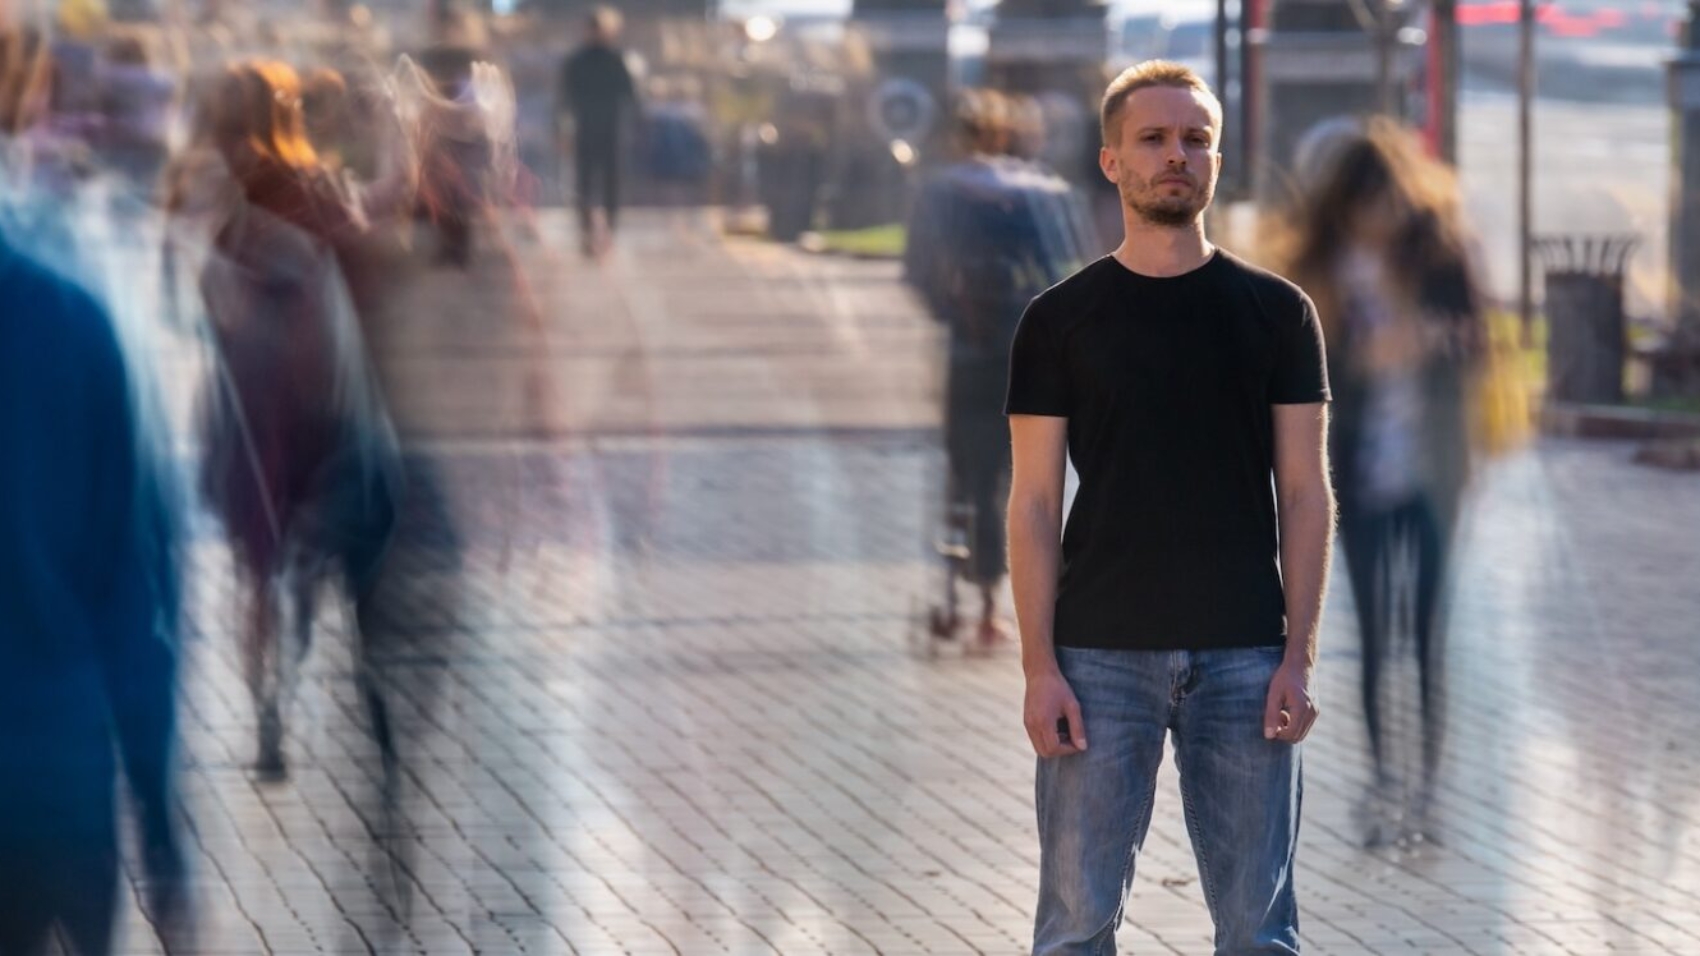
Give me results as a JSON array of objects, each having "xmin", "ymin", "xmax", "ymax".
[{"xmin": 558, "ymin": 5, "xmax": 635, "ymax": 256}]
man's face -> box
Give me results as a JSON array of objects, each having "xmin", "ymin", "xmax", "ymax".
[{"xmin": 1099, "ymin": 86, "xmax": 1221, "ymax": 228}]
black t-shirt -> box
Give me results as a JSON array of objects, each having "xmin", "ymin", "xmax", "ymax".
[{"xmin": 1004, "ymin": 250, "xmax": 1330, "ymax": 651}]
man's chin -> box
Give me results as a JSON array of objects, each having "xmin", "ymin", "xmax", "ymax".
[{"xmin": 1133, "ymin": 202, "xmax": 1204, "ymax": 227}]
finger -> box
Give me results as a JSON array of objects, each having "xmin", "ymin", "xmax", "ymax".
[
  {"xmin": 1033, "ymin": 710, "xmax": 1067, "ymax": 758},
  {"xmin": 1292, "ymin": 719, "xmax": 1314, "ymax": 744},
  {"xmin": 1063, "ymin": 697, "xmax": 1087, "ymax": 752},
  {"xmin": 1281, "ymin": 700, "xmax": 1316, "ymax": 743},
  {"xmin": 1295, "ymin": 702, "xmax": 1321, "ymax": 743},
  {"xmin": 1282, "ymin": 713, "xmax": 1304, "ymax": 743},
  {"xmin": 1262, "ymin": 684, "xmax": 1287, "ymax": 740},
  {"xmin": 1049, "ymin": 712, "xmax": 1076, "ymax": 756}
]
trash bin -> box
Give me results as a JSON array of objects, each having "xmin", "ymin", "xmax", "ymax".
[
  {"xmin": 758, "ymin": 89, "xmax": 837, "ymax": 242},
  {"xmin": 1537, "ymin": 234, "xmax": 1638, "ymax": 404},
  {"xmin": 758, "ymin": 140, "xmax": 824, "ymax": 242}
]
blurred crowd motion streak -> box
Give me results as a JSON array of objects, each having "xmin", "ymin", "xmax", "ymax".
[{"xmin": 1278, "ymin": 116, "xmax": 1496, "ymax": 848}]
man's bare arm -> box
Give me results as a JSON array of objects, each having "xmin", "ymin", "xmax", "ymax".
[
  {"xmin": 1265, "ymin": 402, "xmax": 1335, "ymax": 743},
  {"xmin": 1008, "ymin": 414, "xmax": 1083, "ymax": 757}
]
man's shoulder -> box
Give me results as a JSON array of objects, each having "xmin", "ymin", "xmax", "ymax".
[
  {"xmin": 563, "ymin": 45, "xmax": 605, "ymax": 70},
  {"xmin": 1025, "ymin": 255, "xmax": 1118, "ymax": 321},
  {"xmin": 2, "ymin": 246, "xmax": 103, "ymax": 326},
  {"xmin": 1213, "ymin": 248, "xmax": 1312, "ymax": 314},
  {"xmin": 574, "ymin": 45, "xmax": 626, "ymax": 66},
  {"xmin": 0, "ymin": 245, "xmax": 119, "ymax": 372}
]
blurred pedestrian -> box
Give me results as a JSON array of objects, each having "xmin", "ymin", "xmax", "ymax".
[
  {"xmin": 0, "ymin": 25, "xmax": 91, "ymax": 245},
  {"xmin": 301, "ymin": 66, "xmax": 353, "ymax": 170},
  {"xmin": 906, "ymin": 88, "xmax": 1092, "ymax": 648},
  {"xmin": 414, "ymin": 40, "xmax": 496, "ymax": 267},
  {"xmin": 1005, "ymin": 92, "xmax": 1046, "ymax": 163},
  {"xmin": 643, "ymin": 74, "xmax": 710, "ymax": 205},
  {"xmin": 95, "ymin": 32, "xmax": 173, "ymax": 207},
  {"xmin": 558, "ymin": 5, "xmax": 635, "ymax": 257},
  {"xmin": 0, "ymin": 234, "xmax": 188, "ymax": 955},
  {"xmin": 301, "ymin": 59, "xmax": 420, "ymax": 323},
  {"xmin": 173, "ymin": 60, "xmax": 397, "ymax": 779},
  {"xmin": 1006, "ymin": 61, "xmax": 1333, "ymax": 954},
  {"xmin": 1279, "ymin": 116, "xmax": 1486, "ymax": 847}
]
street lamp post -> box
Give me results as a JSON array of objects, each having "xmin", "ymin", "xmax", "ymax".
[
  {"xmin": 1663, "ymin": 0, "xmax": 1700, "ymax": 395},
  {"xmin": 1432, "ymin": 0, "xmax": 1458, "ymax": 164},
  {"xmin": 1518, "ymin": 0, "xmax": 1534, "ymax": 344}
]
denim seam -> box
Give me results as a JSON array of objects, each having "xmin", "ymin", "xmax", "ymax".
[
  {"xmin": 1173, "ymin": 656, "xmax": 1225, "ymax": 922},
  {"xmin": 1098, "ymin": 768, "xmax": 1152, "ymax": 956},
  {"xmin": 1178, "ymin": 752, "xmax": 1225, "ymax": 930}
]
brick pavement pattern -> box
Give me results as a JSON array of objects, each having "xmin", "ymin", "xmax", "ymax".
[{"xmin": 104, "ymin": 210, "xmax": 1700, "ymax": 955}]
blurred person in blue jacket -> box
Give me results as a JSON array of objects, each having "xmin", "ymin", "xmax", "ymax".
[
  {"xmin": 905, "ymin": 89, "xmax": 1095, "ymax": 647},
  {"xmin": 94, "ymin": 32, "xmax": 174, "ymax": 208},
  {"xmin": 0, "ymin": 234, "xmax": 188, "ymax": 955}
]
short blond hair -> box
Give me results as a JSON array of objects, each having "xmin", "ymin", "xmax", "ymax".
[{"xmin": 1101, "ymin": 60, "xmax": 1221, "ymax": 147}]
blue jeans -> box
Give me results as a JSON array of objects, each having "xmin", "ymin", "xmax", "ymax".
[{"xmin": 1034, "ymin": 646, "xmax": 1302, "ymax": 955}]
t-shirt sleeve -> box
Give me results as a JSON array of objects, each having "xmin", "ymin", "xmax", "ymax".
[
  {"xmin": 1269, "ymin": 292, "xmax": 1331, "ymax": 404},
  {"xmin": 1004, "ymin": 297, "xmax": 1071, "ymax": 417}
]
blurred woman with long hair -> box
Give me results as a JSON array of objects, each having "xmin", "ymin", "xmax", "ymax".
[
  {"xmin": 1280, "ymin": 117, "xmax": 1487, "ymax": 845},
  {"xmin": 174, "ymin": 59, "xmax": 396, "ymax": 779}
]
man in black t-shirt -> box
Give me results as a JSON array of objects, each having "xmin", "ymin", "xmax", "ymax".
[
  {"xmin": 559, "ymin": 6, "xmax": 636, "ymax": 256},
  {"xmin": 1006, "ymin": 62, "xmax": 1334, "ymax": 955}
]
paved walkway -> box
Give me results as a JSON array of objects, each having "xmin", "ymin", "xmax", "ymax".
[{"xmin": 108, "ymin": 209, "xmax": 1700, "ymax": 955}]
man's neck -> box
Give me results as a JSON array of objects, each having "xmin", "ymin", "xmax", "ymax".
[{"xmin": 1111, "ymin": 218, "xmax": 1214, "ymax": 278}]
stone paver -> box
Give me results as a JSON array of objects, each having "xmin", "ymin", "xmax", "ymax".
[{"xmin": 95, "ymin": 209, "xmax": 1700, "ymax": 955}]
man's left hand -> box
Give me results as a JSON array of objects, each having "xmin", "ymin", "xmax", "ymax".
[{"xmin": 1263, "ymin": 662, "xmax": 1319, "ymax": 744}]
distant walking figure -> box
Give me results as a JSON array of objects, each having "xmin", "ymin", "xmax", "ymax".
[{"xmin": 559, "ymin": 5, "xmax": 636, "ymax": 256}]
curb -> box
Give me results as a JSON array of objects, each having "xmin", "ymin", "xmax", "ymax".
[
  {"xmin": 796, "ymin": 232, "xmax": 904, "ymax": 261},
  {"xmin": 1540, "ymin": 402, "xmax": 1700, "ymax": 440}
]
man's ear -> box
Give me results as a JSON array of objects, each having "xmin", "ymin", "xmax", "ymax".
[{"xmin": 1099, "ymin": 145, "xmax": 1118, "ymax": 184}]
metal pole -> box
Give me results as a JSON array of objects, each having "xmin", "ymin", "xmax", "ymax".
[
  {"xmin": 1434, "ymin": 0, "xmax": 1459, "ymax": 164},
  {"xmin": 1215, "ymin": 0, "xmax": 1232, "ymax": 197},
  {"xmin": 1216, "ymin": 0, "xmax": 1230, "ymax": 97},
  {"xmin": 1242, "ymin": 0, "xmax": 1263, "ymax": 200},
  {"xmin": 1518, "ymin": 0, "xmax": 1536, "ymax": 343},
  {"xmin": 1376, "ymin": 0, "xmax": 1394, "ymax": 115},
  {"xmin": 1664, "ymin": 1, "xmax": 1700, "ymax": 395}
]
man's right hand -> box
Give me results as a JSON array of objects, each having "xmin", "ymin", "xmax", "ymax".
[{"xmin": 1024, "ymin": 668, "xmax": 1087, "ymax": 758}]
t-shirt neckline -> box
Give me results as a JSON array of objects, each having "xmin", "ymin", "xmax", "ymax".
[{"xmin": 1104, "ymin": 248, "xmax": 1222, "ymax": 283}]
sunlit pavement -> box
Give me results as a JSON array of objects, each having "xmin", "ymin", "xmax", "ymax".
[{"xmin": 108, "ymin": 209, "xmax": 1700, "ymax": 955}]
